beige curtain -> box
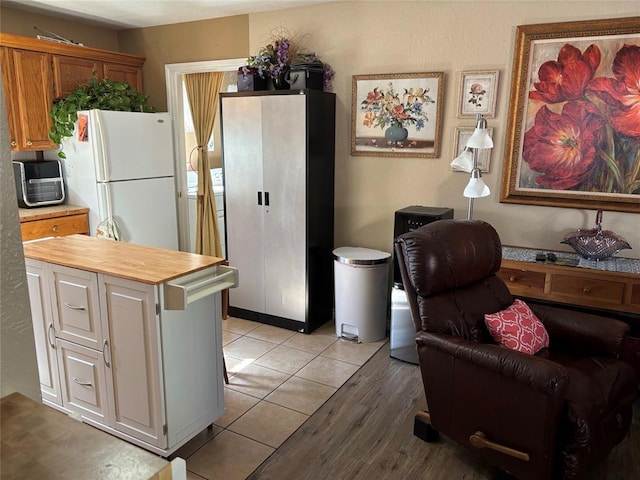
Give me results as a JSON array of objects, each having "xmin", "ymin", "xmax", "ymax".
[{"xmin": 184, "ymin": 72, "xmax": 224, "ymax": 257}]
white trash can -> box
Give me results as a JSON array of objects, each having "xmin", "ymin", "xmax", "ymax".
[{"xmin": 333, "ymin": 247, "xmax": 391, "ymax": 343}]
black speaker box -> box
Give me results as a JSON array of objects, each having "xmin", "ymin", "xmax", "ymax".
[{"xmin": 393, "ymin": 206, "xmax": 454, "ymax": 288}]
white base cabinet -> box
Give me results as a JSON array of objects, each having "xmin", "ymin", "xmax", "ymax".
[
  {"xmin": 25, "ymin": 257, "xmax": 229, "ymax": 456},
  {"xmin": 25, "ymin": 261, "xmax": 61, "ymax": 406}
]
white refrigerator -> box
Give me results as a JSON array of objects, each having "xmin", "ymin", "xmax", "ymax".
[{"xmin": 56, "ymin": 110, "xmax": 179, "ymax": 250}]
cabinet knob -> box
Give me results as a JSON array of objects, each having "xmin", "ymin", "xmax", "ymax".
[
  {"xmin": 582, "ymin": 287, "xmax": 591, "ymax": 294},
  {"xmin": 26, "ymin": 140, "xmax": 33, "ymax": 146},
  {"xmin": 52, "ymin": 224, "xmax": 59, "ymax": 232},
  {"xmin": 509, "ymin": 276, "xmax": 517, "ymax": 282},
  {"xmin": 11, "ymin": 140, "xmax": 17, "ymax": 147}
]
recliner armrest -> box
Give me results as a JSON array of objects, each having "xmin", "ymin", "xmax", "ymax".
[
  {"xmin": 417, "ymin": 331, "xmax": 569, "ymax": 396},
  {"xmin": 527, "ymin": 302, "xmax": 629, "ymax": 358}
]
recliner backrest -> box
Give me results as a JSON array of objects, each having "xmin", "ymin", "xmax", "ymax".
[{"xmin": 395, "ymin": 219, "xmax": 513, "ymax": 342}]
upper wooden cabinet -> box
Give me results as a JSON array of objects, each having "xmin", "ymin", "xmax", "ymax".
[
  {"xmin": 0, "ymin": 33, "xmax": 145, "ymax": 152},
  {"xmin": 102, "ymin": 62, "xmax": 142, "ymax": 90},
  {"xmin": 0, "ymin": 47, "xmax": 22, "ymax": 149},
  {"xmin": 52, "ymin": 55, "xmax": 103, "ymax": 98},
  {"xmin": 7, "ymin": 48, "xmax": 55, "ymax": 150}
]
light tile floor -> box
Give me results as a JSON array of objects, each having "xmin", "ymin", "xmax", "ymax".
[{"xmin": 178, "ymin": 317, "xmax": 388, "ymax": 480}]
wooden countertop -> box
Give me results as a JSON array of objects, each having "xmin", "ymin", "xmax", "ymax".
[
  {"xmin": 19, "ymin": 204, "xmax": 89, "ymax": 222},
  {"xmin": 22, "ymin": 234, "xmax": 224, "ymax": 284},
  {"xmin": 1, "ymin": 392, "xmax": 172, "ymax": 480}
]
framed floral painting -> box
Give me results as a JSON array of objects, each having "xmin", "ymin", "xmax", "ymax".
[
  {"xmin": 452, "ymin": 127, "xmax": 494, "ymax": 173},
  {"xmin": 500, "ymin": 17, "xmax": 640, "ymax": 213},
  {"xmin": 457, "ymin": 70, "xmax": 499, "ymax": 118},
  {"xmin": 351, "ymin": 72, "xmax": 444, "ymax": 158}
]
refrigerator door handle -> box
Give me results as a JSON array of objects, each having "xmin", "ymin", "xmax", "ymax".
[
  {"xmin": 94, "ymin": 110, "xmax": 109, "ymax": 182},
  {"xmin": 96, "ymin": 182, "xmax": 121, "ymax": 240},
  {"xmin": 264, "ymin": 191, "xmax": 270, "ymax": 206},
  {"xmin": 257, "ymin": 191, "xmax": 262, "ymax": 205}
]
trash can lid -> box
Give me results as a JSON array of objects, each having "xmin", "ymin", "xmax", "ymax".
[{"xmin": 333, "ymin": 247, "xmax": 391, "ymax": 265}]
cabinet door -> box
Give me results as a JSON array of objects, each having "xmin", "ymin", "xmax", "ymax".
[
  {"xmin": 52, "ymin": 55, "xmax": 101, "ymax": 98},
  {"xmin": 262, "ymin": 95, "xmax": 307, "ymax": 322},
  {"xmin": 100, "ymin": 274, "xmax": 165, "ymax": 448},
  {"xmin": 222, "ymin": 95, "xmax": 267, "ymax": 314},
  {"xmin": 11, "ymin": 49, "xmax": 56, "ymax": 150},
  {"xmin": 25, "ymin": 259, "xmax": 62, "ymax": 406},
  {"xmin": 103, "ymin": 63, "xmax": 143, "ymax": 90},
  {"xmin": 50, "ymin": 264, "xmax": 103, "ymax": 350},
  {"xmin": 57, "ymin": 339, "xmax": 110, "ymax": 425},
  {"xmin": 0, "ymin": 47, "xmax": 21, "ymax": 150}
]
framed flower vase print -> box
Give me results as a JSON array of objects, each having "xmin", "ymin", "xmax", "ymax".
[
  {"xmin": 351, "ymin": 72, "xmax": 445, "ymax": 158},
  {"xmin": 500, "ymin": 17, "xmax": 640, "ymax": 213},
  {"xmin": 452, "ymin": 127, "xmax": 494, "ymax": 173},
  {"xmin": 457, "ymin": 70, "xmax": 499, "ymax": 118}
]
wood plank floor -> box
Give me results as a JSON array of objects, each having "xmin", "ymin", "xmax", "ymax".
[{"xmin": 249, "ymin": 343, "xmax": 639, "ymax": 480}]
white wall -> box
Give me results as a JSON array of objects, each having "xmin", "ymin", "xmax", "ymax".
[
  {"xmin": 250, "ymin": 1, "xmax": 640, "ymax": 257},
  {"xmin": 0, "ymin": 77, "xmax": 40, "ymax": 400}
]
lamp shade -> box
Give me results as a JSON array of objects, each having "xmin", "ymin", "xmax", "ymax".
[
  {"xmin": 463, "ymin": 173, "xmax": 490, "ymax": 198},
  {"xmin": 450, "ymin": 147, "xmax": 474, "ymax": 172},
  {"xmin": 466, "ymin": 116, "xmax": 494, "ymax": 149}
]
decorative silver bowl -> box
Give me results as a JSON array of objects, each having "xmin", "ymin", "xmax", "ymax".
[{"xmin": 561, "ymin": 210, "xmax": 631, "ymax": 261}]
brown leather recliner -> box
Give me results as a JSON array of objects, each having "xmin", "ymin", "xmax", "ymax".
[{"xmin": 394, "ymin": 219, "xmax": 637, "ymax": 480}]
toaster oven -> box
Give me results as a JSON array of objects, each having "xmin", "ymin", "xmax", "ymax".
[{"xmin": 13, "ymin": 159, "xmax": 66, "ymax": 208}]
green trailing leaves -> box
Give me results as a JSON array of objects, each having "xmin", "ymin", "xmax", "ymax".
[{"xmin": 49, "ymin": 76, "xmax": 155, "ymax": 158}]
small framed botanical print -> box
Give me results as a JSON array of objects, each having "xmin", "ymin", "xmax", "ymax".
[{"xmin": 457, "ymin": 70, "xmax": 499, "ymax": 118}]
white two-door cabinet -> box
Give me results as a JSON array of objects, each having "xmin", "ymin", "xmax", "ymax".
[
  {"xmin": 23, "ymin": 234, "xmax": 238, "ymax": 456},
  {"xmin": 220, "ymin": 89, "xmax": 336, "ymax": 333}
]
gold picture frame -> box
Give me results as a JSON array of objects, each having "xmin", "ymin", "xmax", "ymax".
[
  {"xmin": 500, "ymin": 17, "xmax": 640, "ymax": 213},
  {"xmin": 351, "ymin": 72, "xmax": 444, "ymax": 158},
  {"xmin": 452, "ymin": 126, "xmax": 494, "ymax": 173}
]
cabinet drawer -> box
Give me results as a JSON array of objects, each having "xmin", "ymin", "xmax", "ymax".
[
  {"xmin": 57, "ymin": 339, "xmax": 109, "ymax": 425},
  {"xmin": 21, "ymin": 213, "xmax": 89, "ymax": 241},
  {"xmin": 51, "ymin": 265, "xmax": 103, "ymax": 350},
  {"xmin": 631, "ymin": 284, "xmax": 640, "ymax": 308},
  {"xmin": 549, "ymin": 274, "xmax": 624, "ymax": 305},
  {"xmin": 498, "ymin": 267, "xmax": 546, "ymax": 295}
]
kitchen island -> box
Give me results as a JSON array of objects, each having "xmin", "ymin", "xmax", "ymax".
[{"xmin": 22, "ymin": 235, "xmax": 237, "ymax": 456}]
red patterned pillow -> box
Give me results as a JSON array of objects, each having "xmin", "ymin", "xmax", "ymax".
[{"xmin": 484, "ymin": 299, "xmax": 549, "ymax": 355}]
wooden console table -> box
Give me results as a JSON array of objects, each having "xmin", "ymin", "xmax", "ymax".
[
  {"xmin": 498, "ymin": 246, "xmax": 640, "ymax": 316},
  {"xmin": 498, "ymin": 246, "xmax": 640, "ymax": 377}
]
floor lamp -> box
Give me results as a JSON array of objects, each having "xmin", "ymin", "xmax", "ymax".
[{"xmin": 450, "ymin": 114, "xmax": 493, "ymax": 220}]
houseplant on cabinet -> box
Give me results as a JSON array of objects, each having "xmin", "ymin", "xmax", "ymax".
[{"xmin": 49, "ymin": 76, "xmax": 155, "ymax": 158}]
